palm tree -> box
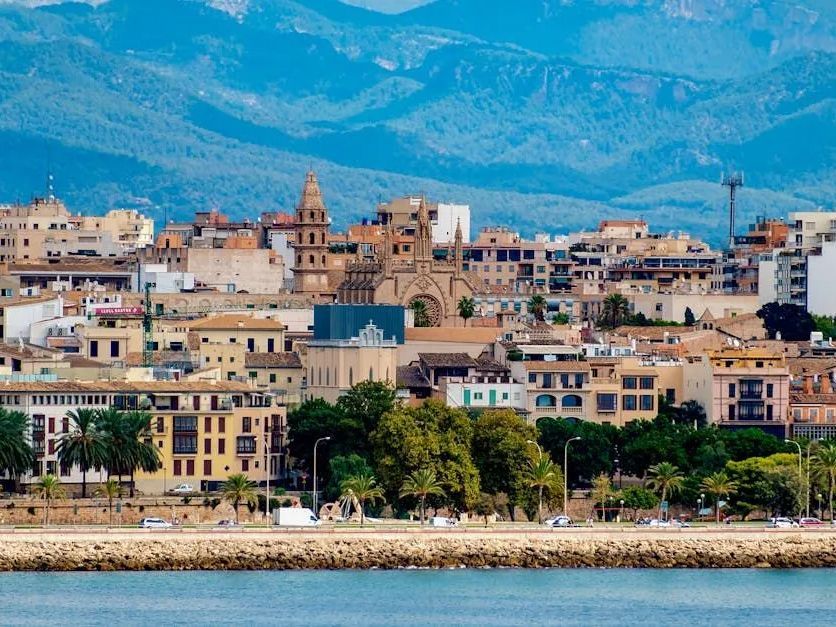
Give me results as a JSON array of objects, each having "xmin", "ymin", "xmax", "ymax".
[
  {"xmin": 646, "ymin": 462, "xmax": 684, "ymax": 521},
  {"xmin": 411, "ymin": 300, "xmax": 431, "ymax": 328},
  {"xmin": 457, "ymin": 296, "xmax": 475, "ymax": 327},
  {"xmin": 221, "ymin": 473, "xmax": 258, "ymax": 524},
  {"xmin": 96, "ymin": 478, "xmax": 122, "ymax": 526},
  {"xmin": 56, "ymin": 408, "xmax": 107, "ymax": 498},
  {"xmin": 701, "ymin": 472, "xmax": 738, "ymax": 525},
  {"xmin": 122, "ymin": 410, "xmax": 161, "ymax": 497},
  {"xmin": 33, "ymin": 474, "xmax": 66, "ymax": 527},
  {"xmin": 590, "ymin": 473, "xmax": 615, "ymax": 522},
  {"xmin": 341, "ymin": 473, "xmax": 385, "ymax": 526},
  {"xmin": 813, "ymin": 443, "xmax": 836, "ymax": 522},
  {"xmin": 526, "ymin": 451, "xmax": 562, "ymax": 524},
  {"xmin": 0, "ymin": 408, "xmax": 34, "ymax": 480},
  {"xmin": 527, "ymin": 294, "xmax": 547, "ymax": 322},
  {"xmin": 400, "ymin": 468, "xmax": 446, "ymax": 525},
  {"xmin": 600, "ymin": 294, "xmax": 630, "ymax": 329},
  {"xmin": 95, "ymin": 407, "xmax": 131, "ymax": 484}
]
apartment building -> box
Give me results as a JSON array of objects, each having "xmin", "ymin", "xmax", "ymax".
[{"xmin": 775, "ymin": 211, "xmax": 836, "ymax": 309}]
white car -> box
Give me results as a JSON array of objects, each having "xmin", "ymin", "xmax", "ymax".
[
  {"xmin": 139, "ymin": 517, "xmax": 172, "ymax": 529},
  {"xmin": 766, "ymin": 517, "xmax": 799, "ymax": 528},
  {"xmin": 171, "ymin": 484, "xmax": 194, "ymax": 494},
  {"xmin": 546, "ymin": 516, "xmax": 573, "ymax": 527},
  {"xmin": 429, "ymin": 516, "xmax": 458, "ymax": 528}
]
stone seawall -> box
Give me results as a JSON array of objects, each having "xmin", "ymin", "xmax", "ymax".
[{"xmin": 1, "ymin": 533, "xmax": 836, "ymax": 570}]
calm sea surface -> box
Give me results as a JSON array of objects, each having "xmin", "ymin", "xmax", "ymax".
[{"xmin": 1, "ymin": 569, "xmax": 835, "ymax": 625}]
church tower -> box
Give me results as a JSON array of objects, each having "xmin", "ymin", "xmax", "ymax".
[
  {"xmin": 292, "ymin": 170, "xmax": 332, "ymax": 297},
  {"xmin": 414, "ymin": 196, "xmax": 433, "ymax": 269},
  {"xmin": 453, "ymin": 218, "xmax": 463, "ymax": 276}
]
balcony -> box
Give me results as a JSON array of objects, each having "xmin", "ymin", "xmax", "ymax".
[
  {"xmin": 534, "ymin": 406, "xmax": 583, "ymax": 416},
  {"xmin": 236, "ymin": 436, "xmax": 257, "ymax": 455}
]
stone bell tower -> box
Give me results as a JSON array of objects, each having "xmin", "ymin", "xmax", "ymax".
[{"xmin": 292, "ymin": 170, "xmax": 332, "ymax": 298}]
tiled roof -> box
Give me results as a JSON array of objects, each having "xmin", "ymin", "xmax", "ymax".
[
  {"xmin": 522, "ymin": 360, "xmax": 591, "ymax": 372},
  {"xmin": 790, "ymin": 392, "xmax": 836, "ymax": 405},
  {"xmin": 787, "ymin": 357, "xmax": 836, "ymax": 376},
  {"xmin": 189, "ymin": 314, "xmax": 285, "ymax": 331},
  {"xmin": 0, "ymin": 380, "xmax": 255, "ymax": 393},
  {"xmin": 125, "ymin": 351, "xmax": 195, "ymax": 367},
  {"xmin": 397, "ymin": 364, "xmax": 431, "ymax": 389},
  {"xmin": 418, "ymin": 353, "xmax": 478, "ymax": 368},
  {"xmin": 244, "ymin": 352, "xmax": 302, "ymax": 368},
  {"xmin": 612, "ymin": 325, "xmax": 695, "ymax": 341},
  {"xmin": 474, "ymin": 356, "xmax": 509, "ymax": 373},
  {"xmin": 64, "ymin": 355, "xmax": 109, "ymax": 369}
]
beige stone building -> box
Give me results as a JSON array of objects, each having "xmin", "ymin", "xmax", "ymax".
[{"xmin": 189, "ymin": 314, "xmax": 285, "ymax": 354}]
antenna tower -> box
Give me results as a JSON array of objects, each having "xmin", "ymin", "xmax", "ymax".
[{"xmin": 722, "ymin": 172, "xmax": 744, "ymax": 249}]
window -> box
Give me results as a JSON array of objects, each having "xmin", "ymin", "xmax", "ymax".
[
  {"xmin": 269, "ymin": 373, "xmax": 277, "ymax": 383},
  {"xmin": 204, "ymin": 460, "xmax": 212, "ymax": 475},
  {"xmin": 639, "ymin": 377, "xmax": 654, "ymax": 390},
  {"xmin": 728, "ymin": 383, "xmax": 736, "ymax": 398},
  {"xmin": 242, "ymin": 417, "xmax": 251, "ymax": 433},
  {"xmin": 174, "ymin": 416, "xmax": 197, "ymax": 432},
  {"xmin": 473, "ymin": 392, "xmax": 483, "ymax": 400},
  {"xmin": 767, "ymin": 405, "xmax": 774, "ymax": 420},
  {"xmin": 242, "ymin": 459, "xmax": 249, "ymax": 472},
  {"xmin": 267, "ymin": 338, "xmax": 275, "ymax": 352},
  {"xmin": 766, "ymin": 383, "xmax": 774, "ymax": 398},
  {"xmin": 110, "ymin": 340, "xmax": 119, "ymax": 357},
  {"xmin": 237, "ymin": 436, "xmax": 257, "ymax": 454},
  {"xmin": 622, "ymin": 377, "xmax": 637, "ymax": 390},
  {"xmin": 622, "ymin": 395, "xmax": 637, "ymax": 411},
  {"xmin": 597, "ymin": 393, "xmax": 617, "ymax": 412},
  {"xmin": 729, "ymin": 405, "xmax": 736, "ymax": 420},
  {"xmin": 793, "ymin": 408, "xmax": 802, "ymax": 420},
  {"xmin": 186, "ymin": 460, "xmax": 195, "ymax": 476},
  {"xmin": 218, "ymin": 416, "xmax": 226, "ymax": 432},
  {"xmin": 89, "ymin": 340, "xmax": 98, "ymax": 357},
  {"xmin": 156, "ymin": 416, "xmax": 164, "ymax": 433},
  {"xmin": 229, "ymin": 337, "xmax": 236, "ymax": 344},
  {"xmin": 665, "ymin": 388, "xmax": 676, "ymax": 403},
  {"xmin": 173, "ymin": 460, "xmax": 182, "ymax": 475},
  {"xmin": 810, "ymin": 408, "xmax": 819, "ymax": 420},
  {"xmin": 204, "ymin": 438, "xmax": 211, "ymax": 454},
  {"xmin": 528, "ymin": 373, "xmax": 536, "ymax": 383},
  {"xmin": 640, "ymin": 395, "xmax": 654, "ymax": 411},
  {"xmin": 218, "ymin": 438, "xmax": 226, "ymax": 454},
  {"xmin": 173, "ymin": 435, "xmax": 197, "ymax": 454},
  {"xmin": 204, "ymin": 416, "xmax": 211, "ymax": 433}
]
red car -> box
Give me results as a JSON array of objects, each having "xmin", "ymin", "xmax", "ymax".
[{"xmin": 799, "ymin": 517, "xmax": 825, "ymax": 527}]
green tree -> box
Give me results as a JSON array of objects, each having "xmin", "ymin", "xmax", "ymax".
[
  {"xmin": 726, "ymin": 453, "xmax": 801, "ymax": 518},
  {"xmin": 470, "ymin": 410, "xmax": 537, "ymax": 518},
  {"xmin": 457, "ymin": 296, "xmax": 475, "ymax": 326},
  {"xmin": 813, "ymin": 442, "xmax": 836, "ymax": 521},
  {"xmin": 538, "ymin": 418, "xmax": 617, "ymax": 485},
  {"xmin": 325, "ymin": 454, "xmax": 374, "ymax": 503},
  {"xmin": 221, "ymin": 473, "xmax": 258, "ymax": 524},
  {"xmin": 599, "ymin": 294, "xmax": 630, "ymax": 329},
  {"xmin": 400, "ymin": 468, "xmax": 446, "ymax": 525},
  {"xmin": 341, "ymin": 473, "xmax": 385, "ymax": 526},
  {"xmin": 0, "ymin": 408, "xmax": 34, "ymax": 479},
  {"xmin": 95, "ymin": 478, "xmax": 122, "ymax": 526},
  {"xmin": 336, "ymin": 381, "xmax": 397, "ymax": 444},
  {"xmin": 33, "ymin": 474, "xmax": 66, "ymax": 527},
  {"xmin": 590, "ymin": 473, "xmax": 615, "ymax": 521},
  {"xmin": 701, "ymin": 471, "xmax": 738, "ymax": 524},
  {"xmin": 620, "ymin": 486, "xmax": 659, "ymax": 519},
  {"xmin": 56, "ymin": 408, "xmax": 108, "ymax": 499},
  {"xmin": 646, "ymin": 462, "xmax": 685, "ymax": 520},
  {"xmin": 94, "ymin": 407, "xmax": 131, "ymax": 484},
  {"xmin": 675, "ymin": 400, "xmax": 707, "ymax": 429},
  {"xmin": 122, "ymin": 410, "xmax": 161, "ymax": 497},
  {"xmin": 684, "ymin": 306, "xmax": 696, "ymax": 326},
  {"xmin": 552, "ymin": 312, "xmax": 570, "ymax": 325},
  {"xmin": 287, "ymin": 398, "xmax": 351, "ymax": 489},
  {"xmin": 526, "ymin": 449, "xmax": 563, "ymax": 524},
  {"xmin": 411, "ymin": 300, "xmax": 431, "ymax": 327},
  {"xmin": 474, "ymin": 492, "xmax": 497, "ymax": 527},
  {"xmin": 527, "ymin": 294, "xmax": 547, "ymax": 321},
  {"xmin": 813, "ymin": 314, "xmax": 836, "ymax": 341},
  {"xmin": 756, "ymin": 302, "xmax": 815, "ymax": 341}
]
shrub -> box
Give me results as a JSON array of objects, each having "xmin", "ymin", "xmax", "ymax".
[
  {"xmin": 300, "ymin": 493, "xmax": 313, "ymax": 508},
  {"xmin": 181, "ymin": 496, "xmax": 192, "ymax": 505},
  {"xmin": 281, "ymin": 498, "xmax": 292, "ymax": 508}
]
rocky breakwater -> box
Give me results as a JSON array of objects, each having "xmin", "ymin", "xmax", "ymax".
[{"xmin": 1, "ymin": 533, "xmax": 836, "ymax": 571}]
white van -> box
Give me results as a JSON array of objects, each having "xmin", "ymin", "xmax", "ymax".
[
  {"xmin": 429, "ymin": 516, "xmax": 458, "ymax": 528},
  {"xmin": 272, "ymin": 507, "xmax": 321, "ymax": 527}
]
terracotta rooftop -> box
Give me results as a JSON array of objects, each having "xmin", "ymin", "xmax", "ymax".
[
  {"xmin": 0, "ymin": 380, "xmax": 255, "ymax": 393},
  {"xmin": 790, "ymin": 392, "xmax": 836, "ymax": 405},
  {"xmin": 787, "ymin": 357, "xmax": 836, "ymax": 376},
  {"xmin": 244, "ymin": 352, "xmax": 302, "ymax": 368},
  {"xmin": 0, "ymin": 294, "xmax": 62, "ymax": 307},
  {"xmin": 397, "ymin": 364, "xmax": 431, "ymax": 389},
  {"xmin": 474, "ymin": 355, "xmax": 509, "ymax": 373},
  {"xmin": 522, "ymin": 360, "xmax": 591, "ymax": 372},
  {"xmin": 405, "ymin": 327, "xmax": 499, "ymax": 343},
  {"xmin": 418, "ymin": 353, "xmax": 479, "ymax": 369},
  {"xmin": 189, "ymin": 314, "xmax": 285, "ymax": 331}
]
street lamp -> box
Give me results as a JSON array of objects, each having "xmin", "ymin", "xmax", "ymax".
[
  {"xmin": 264, "ymin": 432, "xmax": 272, "ymax": 523},
  {"xmin": 700, "ymin": 493, "xmax": 705, "ymax": 522},
  {"xmin": 613, "ymin": 457, "xmax": 622, "ymax": 489},
  {"xmin": 818, "ymin": 493, "xmax": 823, "ymax": 518},
  {"xmin": 785, "ymin": 439, "xmax": 804, "ymax": 520},
  {"xmin": 697, "ymin": 497, "xmax": 702, "ymax": 522},
  {"xmin": 806, "ymin": 442, "xmax": 814, "ymax": 518},
  {"xmin": 526, "ymin": 440, "xmax": 543, "ymax": 459},
  {"xmin": 564, "ymin": 437, "xmax": 581, "ymax": 516},
  {"xmin": 312, "ymin": 436, "xmax": 331, "ymax": 516},
  {"xmin": 619, "ymin": 499, "xmax": 624, "ymax": 523}
]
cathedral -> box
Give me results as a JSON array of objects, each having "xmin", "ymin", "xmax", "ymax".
[{"xmin": 337, "ymin": 197, "xmax": 479, "ymax": 326}]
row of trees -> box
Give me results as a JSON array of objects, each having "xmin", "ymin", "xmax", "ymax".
[{"xmin": 0, "ymin": 406, "xmax": 160, "ymax": 497}]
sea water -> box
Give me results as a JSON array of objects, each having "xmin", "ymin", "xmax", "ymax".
[{"xmin": 1, "ymin": 569, "xmax": 835, "ymax": 625}]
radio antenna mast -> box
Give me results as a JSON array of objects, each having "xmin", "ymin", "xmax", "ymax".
[{"xmin": 722, "ymin": 172, "xmax": 744, "ymax": 250}]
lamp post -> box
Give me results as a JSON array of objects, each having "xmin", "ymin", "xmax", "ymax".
[
  {"xmin": 312, "ymin": 436, "xmax": 331, "ymax": 516},
  {"xmin": 526, "ymin": 440, "xmax": 543, "ymax": 459},
  {"xmin": 564, "ymin": 437, "xmax": 581, "ymax": 516},
  {"xmin": 806, "ymin": 442, "xmax": 814, "ymax": 518},
  {"xmin": 818, "ymin": 493, "xmax": 824, "ymax": 518},
  {"xmin": 613, "ymin": 457, "xmax": 622, "ymax": 490},
  {"xmin": 264, "ymin": 432, "xmax": 271, "ymax": 524},
  {"xmin": 700, "ymin": 493, "xmax": 705, "ymax": 522},
  {"xmin": 697, "ymin": 497, "xmax": 702, "ymax": 522},
  {"xmin": 619, "ymin": 499, "xmax": 624, "ymax": 524},
  {"xmin": 785, "ymin": 439, "xmax": 803, "ymax": 520}
]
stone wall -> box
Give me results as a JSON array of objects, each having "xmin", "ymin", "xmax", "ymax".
[{"xmin": 1, "ymin": 534, "xmax": 835, "ymax": 571}]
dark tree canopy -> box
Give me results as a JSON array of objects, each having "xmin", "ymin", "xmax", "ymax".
[{"xmin": 757, "ymin": 302, "xmax": 815, "ymax": 341}]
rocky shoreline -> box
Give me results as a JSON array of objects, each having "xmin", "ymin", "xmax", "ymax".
[{"xmin": 1, "ymin": 534, "xmax": 835, "ymax": 570}]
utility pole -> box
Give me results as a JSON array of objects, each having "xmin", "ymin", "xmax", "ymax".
[{"xmin": 722, "ymin": 172, "xmax": 744, "ymax": 250}]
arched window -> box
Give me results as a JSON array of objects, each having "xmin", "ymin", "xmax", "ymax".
[
  {"xmin": 310, "ymin": 211, "xmax": 315, "ymax": 221},
  {"xmin": 309, "ymin": 254, "xmax": 315, "ymax": 265},
  {"xmin": 318, "ymin": 367, "xmax": 322, "ymax": 385},
  {"xmin": 326, "ymin": 368, "xmax": 329, "ymax": 386},
  {"xmin": 321, "ymin": 232, "xmax": 325, "ymax": 244},
  {"xmin": 562, "ymin": 394, "xmax": 582, "ymax": 408},
  {"xmin": 321, "ymin": 254, "xmax": 326, "ymax": 265},
  {"xmin": 536, "ymin": 394, "xmax": 557, "ymax": 407},
  {"xmin": 297, "ymin": 255, "xmax": 302, "ymax": 265},
  {"xmin": 349, "ymin": 367, "xmax": 353, "ymax": 386},
  {"xmin": 309, "ymin": 232, "xmax": 315, "ymax": 245}
]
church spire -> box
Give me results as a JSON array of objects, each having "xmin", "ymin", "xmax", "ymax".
[
  {"xmin": 414, "ymin": 196, "xmax": 432, "ymax": 264},
  {"xmin": 454, "ymin": 218, "xmax": 463, "ymax": 275},
  {"xmin": 381, "ymin": 221, "xmax": 394, "ymax": 277}
]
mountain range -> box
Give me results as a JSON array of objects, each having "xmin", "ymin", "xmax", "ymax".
[{"xmin": 0, "ymin": 0, "xmax": 833, "ymax": 245}]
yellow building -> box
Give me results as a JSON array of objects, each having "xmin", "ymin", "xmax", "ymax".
[
  {"xmin": 305, "ymin": 322, "xmax": 398, "ymax": 403},
  {"xmin": 189, "ymin": 314, "xmax": 285, "ymax": 353},
  {"xmin": 244, "ymin": 352, "xmax": 304, "ymax": 405}
]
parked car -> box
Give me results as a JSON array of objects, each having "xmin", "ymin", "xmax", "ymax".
[
  {"xmin": 799, "ymin": 517, "xmax": 825, "ymax": 527},
  {"xmin": 546, "ymin": 516, "xmax": 574, "ymax": 528},
  {"xmin": 171, "ymin": 484, "xmax": 194, "ymax": 494},
  {"xmin": 216, "ymin": 519, "xmax": 239, "ymax": 527},
  {"xmin": 429, "ymin": 516, "xmax": 459, "ymax": 528},
  {"xmin": 766, "ymin": 517, "xmax": 799, "ymax": 528},
  {"xmin": 139, "ymin": 517, "xmax": 172, "ymax": 529},
  {"xmin": 669, "ymin": 518, "xmax": 691, "ymax": 528}
]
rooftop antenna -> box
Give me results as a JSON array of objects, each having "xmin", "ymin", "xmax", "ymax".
[{"xmin": 722, "ymin": 171, "xmax": 744, "ymax": 250}]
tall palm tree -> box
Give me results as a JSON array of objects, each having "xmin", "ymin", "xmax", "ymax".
[
  {"xmin": 411, "ymin": 300, "xmax": 431, "ymax": 328},
  {"xmin": 646, "ymin": 462, "xmax": 684, "ymax": 521},
  {"xmin": 600, "ymin": 294, "xmax": 630, "ymax": 329},
  {"xmin": 590, "ymin": 473, "xmax": 615, "ymax": 522},
  {"xmin": 95, "ymin": 407, "xmax": 131, "ymax": 484},
  {"xmin": 56, "ymin": 408, "xmax": 107, "ymax": 498},
  {"xmin": 33, "ymin": 474, "xmax": 66, "ymax": 527},
  {"xmin": 400, "ymin": 468, "xmax": 446, "ymax": 525},
  {"xmin": 341, "ymin": 473, "xmax": 385, "ymax": 526},
  {"xmin": 0, "ymin": 408, "xmax": 34, "ymax": 480},
  {"xmin": 456, "ymin": 296, "xmax": 475, "ymax": 327},
  {"xmin": 222, "ymin": 473, "xmax": 258, "ymax": 524},
  {"xmin": 701, "ymin": 472, "xmax": 738, "ymax": 525},
  {"xmin": 526, "ymin": 451, "xmax": 562, "ymax": 524},
  {"xmin": 122, "ymin": 410, "xmax": 161, "ymax": 497},
  {"xmin": 96, "ymin": 478, "xmax": 122, "ymax": 526},
  {"xmin": 813, "ymin": 443, "xmax": 836, "ymax": 522},
  {"xmin": 527, "ymin": 295, "xmax": 547, "ymax": 322}
]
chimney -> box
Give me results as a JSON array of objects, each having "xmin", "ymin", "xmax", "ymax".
[
  {"xmin": 823, "ymin": 374, "xmax": 833, "ymax": 394},
  {"xmin": 803, "ymin": 374, "xmax": 814, "ymax": 394}
]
